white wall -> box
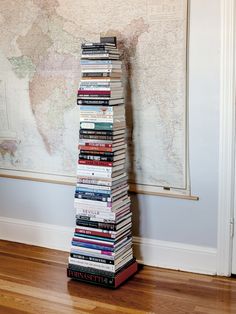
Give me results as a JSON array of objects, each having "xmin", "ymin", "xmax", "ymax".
[{"xmin": 0, "ymin": 0, "xmax": 221, "ymax": 271}]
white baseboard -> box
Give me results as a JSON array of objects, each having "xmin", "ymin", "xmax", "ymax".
[
  {"xmin": 133, "ymin": 236, "xmax": 217, "ymax": 275},
  {"xmin": 0, "ymin": 216, "xmax": 73, "ymax": 251},
  {"xmin": 0, "ymin": 216, "xmax": 217, "ymax": 275}
]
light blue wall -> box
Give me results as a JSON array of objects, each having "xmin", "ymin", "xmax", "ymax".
[{"xmin": 0, "ymin": 0, "xmax": 220, "ymax": 248}]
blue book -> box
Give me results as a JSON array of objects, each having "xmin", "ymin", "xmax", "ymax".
[
  {"xmin": 71, "ymin": 241, "xmax": 114, "ymax": 252},
  {"xmin": 76, "ymin": 187, "xmax": 111, "ymax": 195}
]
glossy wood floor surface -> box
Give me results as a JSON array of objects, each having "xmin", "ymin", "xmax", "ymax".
[{"xmin": 0, "ymin": 240, "xmax": 236, "ymax": 314}]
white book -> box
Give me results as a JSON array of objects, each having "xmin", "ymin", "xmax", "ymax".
[
  {"xmin": 74, "ymin": 197, "xmax": 130, "ymax": 212},
  {"xmin": 74, "ymin": 196, "xmax": 128, "ymax": 210},
  {"xmin": 79, "ymin": 118, "xmax": 125, "ymax": 124},
  {"xmin": 68, "ymin": 257, "xmax": 116, "ymax": 272},
  {"xmin": 81, "ymin": 65, "xmax": 121, "ymax": 70},
  {"xmin": 81, "ymin": 68, "xmax": 121, "ymax": 73},
  {"xmin": 76, "ymin": 171, "xmax": 118, "ymax": 179},
  {"xmin": 77, "ymin": 165, "xmax": 125, "ymax": 174},
  {"xmin": 75, "ymin": 205, "xmax": 131, "ymax": 221},
  {"xmin": 80, "ymin": 82, "xmax": 122, "ymax": 87}
]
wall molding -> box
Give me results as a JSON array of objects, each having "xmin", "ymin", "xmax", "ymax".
[
  {"xmin": 217, "ymin": 0, "xmax": 236, "ymax": 276},
  {"xmin": 0, "ymin": 216, "xmax": 217, "ymax": 275}
]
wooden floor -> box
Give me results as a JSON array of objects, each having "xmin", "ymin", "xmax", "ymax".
[{"xmin": 0, "ymin": 241, "xmax": 236, "ymax": 314}]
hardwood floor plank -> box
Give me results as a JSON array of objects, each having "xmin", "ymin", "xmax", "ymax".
[{"xmin": 0, "ymin": 288, "xmax": 87, "ymax": 314}]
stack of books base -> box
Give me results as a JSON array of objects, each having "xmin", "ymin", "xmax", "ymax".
[{"xmin": 67, "ymin": 258, "xmax": 137, "ymax": 288}]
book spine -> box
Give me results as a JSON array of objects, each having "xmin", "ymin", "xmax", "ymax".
[
  {"xmin": 78, "ymin": 90, "xmax": 111, "ymax": 95},
  {"xmin": 82, "ymin": 50, "xmax": 115, "ymax": 54},
  {"xmin": 80, "ymin": 83, "xmax": 121, "ymax": 87},
  {"xmin": 81, "ymin": 54, "xmax": 116, "ymax": 59},
  {"xmin": 79, "ymin": 135, "xmax": 114, "ymax": 140},
  {"xmin": 75, "ymin": 192, "xmax": 111, "ymax": 202},
  {"xmin": 69, "ymin": 257, "xmax": 116, "ymax": 272},
  {"xmin": 80, "ymin": 122, "xmax": 113, "ymax": 130},
  {"xmin": 80, "ymin": 58, "xmax": 117, "ymax": 65},
  {"xmin": 79, "ymin": 85, "xmax": 118, "ymax": 90},
  {"xmin": 75, "ymin": 211, "xmax": 117, "ymax": 221},
  {"xmin": 72, "ymin": 240, "xmax": 114, "ymax": 252},
  {"xmin": 79, "ymin": 106, "xmax": 117, "ymax": 113},
  {"xmin": 80, "ymin": 130, "xmax": 114, "ymax": 135},
  {"xmin": 67, "ymin": 268, "xmax": 115, "ymax": 287},
  {"xmin": 77, "ymin": 166, "xmax": 112, "ymax": 173},
  {"xmin": 76, "ymin": 215, "xmax": 115, "ymax": 224},
  {"xmin": 71, "ymin": 242, "xmax": 115, "ymax": 254},
  {"xmin": 76, "ymin": 219, "xmax": 116, "ymax": 231},
  {"xmin": 75, "ymin": 188, "xmax": 110, "ymax": 195},
  {"xmin": 70, "ymin": 252, "xmax": 115, "ymax": 264},
  {"xmin": 76, "ymin": 171, "xmax": 113, "ymax": 179},
  {"xmin": 68, "ymin": 263, "xmax": 114, "ymax": 277},
  {"xmin": 79, "ymin": 150, "xmax": 115, "ymax": 156},
  {"xmin": 79, "ymin": 118, "xmax": 118, "ymax": 123},
  {"xmin": 74, "ymin": 229, "xmax": 115, "ymax": 239},
  {"xmin": 76, "ymin": 184, "xmax": 112, "ymax": 191},
  {"xmin": 79, "ymin": 155, "xmax": 114, "ymax": 162},
  {"xmin": 76, "ymin": 178, "xmax": 112, "ymax": 186},
  {"xmin": 78, "ymin": 95, "xmax": 117, "ymax": 99},
  {"xmin": 76, "ymin": 187, "xmax": 111, "ymax": 194},
  {"xmin": 79, "ymin": 146, "xmax": 114, "ymax": 152},
  {"xmin": 81, "ymin": 72, "xmax": 114, "ymax": 77},
  {"xmin": 79, "ymin": 143, "xmax": 113, "ymax": 148},
  {"xmin": 81, "ymin": 68, "xmax": 113, "ymax": 73},
  {"xmin": 78, "ymin": 99, "xmax": 123, "ymax": 106},
  {"xmin": 79, "ymin": 160, "xmax": 113, "ymax": 167},
  {"xmin": 76, "ymin": 209, "xmax": 116, "ymax": 222}
]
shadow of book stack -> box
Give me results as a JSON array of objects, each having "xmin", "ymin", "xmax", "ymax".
[{"xmin": 67, "ymin": 37, "xmax": 138, "ymax": 288}]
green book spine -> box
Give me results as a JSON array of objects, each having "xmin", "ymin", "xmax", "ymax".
[{"xmin": 80, "ymin": 122, "xmax": 113, "ymax": 130}]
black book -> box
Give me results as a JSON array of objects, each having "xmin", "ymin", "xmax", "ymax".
[
  {"xmin": 82, "ymin": 49, "xmax": 119, "ymax": 55},
  {"xmin": 82, "ymin": 47, "xmax": 117, "ymax": 51},
  {"xmin": 77, "ymin": 99, "xmax": 124, "ymax": 106},
  {"xmin": 100, "ymin": 36, "xmax": 117, "ymax": 47},
  {"xmin": 80, "ymin": 129, "xmax": 125, "ymax": 136},
  {"xmin": 81, "ymin": 42, "xmax": 116, "ymax": 49},
  {"xmin": 79, "ymin": 154, "xmax": 114, "ymax": 162},
  {"xmin": 81, "ymin": 72, "xmax": 121, "ymax": 77},
  {"xmin": 79, "ymin": 150, "xmax": 123, "ymax": 157},
  {"xmin": 70, "ymin": 252, "xmax": 115, "ymax": 264}
]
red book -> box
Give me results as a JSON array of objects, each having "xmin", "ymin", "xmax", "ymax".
[
  {"xmin": 75, "ymin": 228, "xmax": 115, "ymax": 239},
  {"xmin": 79, "ymin": 160, "xmax": 113, "ymax": 167},
  {"xmin": 80, "ymin": 142, "xmax": 113, "ymax": 148},
  {"xmin": 79, "ymin": 145, "xmax": 113, "ymax": 152},
  {"xmin": 78, "ymin": 90, "xmax": 110, "ymax": 95}
]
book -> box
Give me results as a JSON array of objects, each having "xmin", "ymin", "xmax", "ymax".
[
  {"xmin": 100, "ymin": 36, "xmax": 117, "ymax": 46},
  {"xmin": 80, "ymin": 122, "xmax": 126, "ymax": 130},
  {"xmin": 75, "ymin": 205, "xmax": 131, "ymax": 222}
]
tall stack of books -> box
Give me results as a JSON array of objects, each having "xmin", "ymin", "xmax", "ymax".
[{"xmin": 67, "ymin": 37, "xmax": 137, "ymax": 288}]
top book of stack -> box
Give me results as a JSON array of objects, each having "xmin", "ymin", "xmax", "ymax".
[{"xmin": 81, "ymin": 42, "xmax": 120, "ymax": 60}]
